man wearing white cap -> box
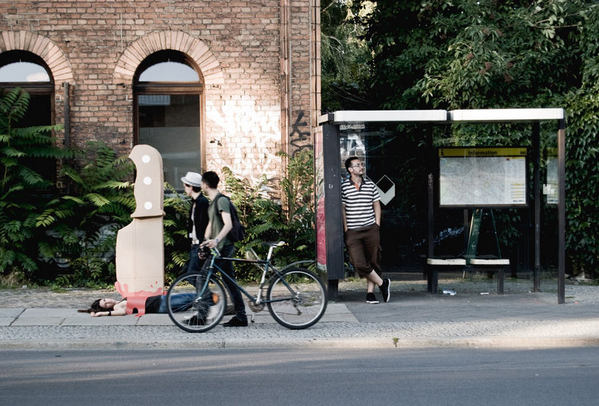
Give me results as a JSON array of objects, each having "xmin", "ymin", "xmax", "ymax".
[{"xmin": 181, "ymin": 172, "xmax": 209, "ymax": 275}]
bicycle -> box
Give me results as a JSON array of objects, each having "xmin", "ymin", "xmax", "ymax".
[{"xmin": 166, "ymin": 241, "xmax": 328, "ymax": 333}]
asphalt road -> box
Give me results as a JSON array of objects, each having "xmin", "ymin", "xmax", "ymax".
[{"xmin": 1, "ymin": 347, "xmax": 599, "ymax": 406}]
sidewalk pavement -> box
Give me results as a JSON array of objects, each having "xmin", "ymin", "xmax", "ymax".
[{"xmin": 1, "ymin": 278, "xmax": 598, "ymax": 350}]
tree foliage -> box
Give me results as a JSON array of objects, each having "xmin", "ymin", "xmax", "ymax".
[
  {"xmin": 321, "ymin": 0, "xmax": 372, "ymax": 111},
  {"xmin": 337, "ymin": 0, "xmax": 599, "ymax": 276}
]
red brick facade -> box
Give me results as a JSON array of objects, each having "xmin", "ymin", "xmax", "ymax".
[{"xmin": 0, "ymin": 0, "xmax": 321, "ymax": 183}]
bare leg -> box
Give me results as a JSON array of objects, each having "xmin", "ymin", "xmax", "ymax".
[{"xmin": 366, "ymin": 270, "xmax": 383, "ymax": 293}]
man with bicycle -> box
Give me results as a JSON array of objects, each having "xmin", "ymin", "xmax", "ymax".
[{"xmin": 200, "ymin": 171, "xmax": 248, "ymax": 327}]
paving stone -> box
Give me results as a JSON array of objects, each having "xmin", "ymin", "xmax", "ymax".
[
  {"xmin": 19, "ymin": 308, "xmax": 79, "ymax": 318},
  {"xmin": 11, "ymin": 317, "xmax": 64, "ymax": 326},
  {"xmin": 62, "ymin": 316, "xmax": 137, "ymax": 326},
  {"xmin": 0, "ymin": 308, "xmax": 23, "ymax": 317}
]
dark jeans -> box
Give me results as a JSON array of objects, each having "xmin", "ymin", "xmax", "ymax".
[
  {"xmin": 185, "ymin": 244, "xmax": 205, "ymax": 274},
  {"xmin": 157, "ymin": 293, "xmax": 196, "ymax": 313},
  {"xmin": 345, "ymin": 224, "xmax": 381, "ymax": 278},
  {"xmin": 217, "ymin": 243, "xmax": 247, "ymax": 320}
]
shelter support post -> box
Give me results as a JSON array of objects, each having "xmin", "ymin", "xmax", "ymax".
[
  {"xmin": 532, "ymin": 122, "xmax": 541, "ymax": 292},
  {"xmin": 427, "ymin": 173, "xmax": 435, "ymax": 292},
  {"xmin": 322, "ymin": 123, "xmax": 344, "ymax": 300},
  {"xmin": 327, "ymin": 279, "xmax": 338, "ymax": 301},
  {"xmin": 557, "ymin": 120, "xmax": 566, "ymax": 304}
]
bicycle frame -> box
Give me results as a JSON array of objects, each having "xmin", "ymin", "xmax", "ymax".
[{"xmin": 199, "ymin": 247, "xmax": 297, "ymax": 306}]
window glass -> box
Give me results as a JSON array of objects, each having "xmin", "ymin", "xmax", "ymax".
[
  {"xmin": 138, "ymin": 61, "xmax": 199, "ymax": 82},
  {"xmin": 138, "ymin": 94, "xmax": 201, "ymax": 187},
  {"xmin": 0, "ymin": 62, "xmax": 50, "ymax": 82}
]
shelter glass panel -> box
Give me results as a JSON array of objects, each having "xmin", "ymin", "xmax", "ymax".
[{"xmin": 339, "ymin": 123, "xmax": 431, "ymax": 273}]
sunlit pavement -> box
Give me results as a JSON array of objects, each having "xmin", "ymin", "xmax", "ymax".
[{"xmin": 1, "ymin": 280, "xmax": 598, "ymax": 350}]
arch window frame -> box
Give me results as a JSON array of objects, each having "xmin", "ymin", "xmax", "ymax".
[
  {"xmin": 0, "ymin": 50, "xmax": 56, "ymax": 185},
  {"xmin": 0, "ymin": 50, "xmax": 54, "ymax": 96},
  {"xmin": 133, "ymin": 50, "xmax": 206, "ymax": 186}
]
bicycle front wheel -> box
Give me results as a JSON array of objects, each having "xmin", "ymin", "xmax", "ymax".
[
  {"xmin": 167, "ymin": 272, "xmax": 227, "ymax": 333},
  {"xmin": 267, "ymin": 268, "xmax": 327, "ymax": 329}
]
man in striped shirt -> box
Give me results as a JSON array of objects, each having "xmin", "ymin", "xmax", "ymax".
[{"xmin": 341, "ymin": 156, "xmax": 391, "ymax": 304}]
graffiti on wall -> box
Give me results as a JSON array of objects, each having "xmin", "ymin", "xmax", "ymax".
[{"xmin": 289, "ymin": 110, "xmax": 312, "ymax": 154}]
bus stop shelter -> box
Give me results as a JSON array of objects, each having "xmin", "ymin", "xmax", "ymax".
[{"xmin": 317, "ymin": 109, "xmax": 567, "ymax": 303}]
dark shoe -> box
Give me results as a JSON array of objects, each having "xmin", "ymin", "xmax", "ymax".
[
  {"xmin": 223, "ymin": 316, "xmax": 248, "ymax": 327},
  {"xmin": 380, "ymin": 278, "xmax": 391, "ymax": 303},
  {"xmin": 365, "ymin": 292, "xmax": 379, "ymax": 304},
  {"xmin": 183, "ymin": 315, "xmax": 205, "ymax": 326}
]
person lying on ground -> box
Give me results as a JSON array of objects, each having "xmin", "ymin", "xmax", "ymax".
[
  {"xmin": 79, "ymin": 293, "xmax": 218, "ymax": 326},
  {"xmin": 79, "ymin": 294, "xmax": 198, "ymax": 317}
]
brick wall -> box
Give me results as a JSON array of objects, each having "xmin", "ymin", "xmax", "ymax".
[{"xmin": 0, "ymin": 0, "xmax": 319, "ymax": 184}]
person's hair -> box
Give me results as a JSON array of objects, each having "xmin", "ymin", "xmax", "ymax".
[
  {"xmin": 202, "ymin": 171, "xmax": 220, "ymax": 189},
  {"xmin": 345, "ymin": 156, "xmax": 360, "ymax": 173},
  {"xmin": 77, "ymin": 298, "xmax": 115, "ymax": 313},
  {"xmin": 192, "ymin": 185, "xmax": 202, "ymax": 193}
]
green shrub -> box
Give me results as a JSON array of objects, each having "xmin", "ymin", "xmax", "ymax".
[
  {"xmin": 163, "ymin": 184, "xmax": 191, "ymax": 283},
  {"xmin": 565, "ymin": 85, "xmax": 599, "ymax": 278},
  {"xmin": 0, "ymin": 88, "xmax": 69, "ymax": 278},
  {"xmin": 37, "ymin": 141, "xmax": 135, "ymax": 285},
  {"xmin": 222, "ymin": 150, "xmax": 316, "ymax": 281}
]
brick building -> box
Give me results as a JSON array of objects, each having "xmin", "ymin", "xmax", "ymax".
[{"xmin": 0, "ymin": 1, "xmax": 321, "ymax": 186}]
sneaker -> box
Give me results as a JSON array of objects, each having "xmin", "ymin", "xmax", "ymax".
[
  {"xmin": 380, "ymin": 278, "xmax": 391, "ymax": 303},
  {"xmin": 365, "ymin": 292, "xmax": 379, "ymax": 304},
  {"xmin": 223, "ymin": 316, "xmax": 248, "ymax": 327}
]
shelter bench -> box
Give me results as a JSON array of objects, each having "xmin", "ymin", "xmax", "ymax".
[{"xmin": 426, "ymin": 257, "xmax": 509, "ymax": 295}]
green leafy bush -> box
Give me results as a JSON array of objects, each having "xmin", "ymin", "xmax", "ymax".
[
  {"xmin": 163, "ymin": 184, "xmax": 192, "ymax": 283},
  {"xmin": 222, "ymin": 150, "xmax": 316, "ymax": 280},
  {"xmin": 0, "ymin": 88, "xmax": 69, "ymax": 279},
  {"xmin": 36, "ymin": 141, "xmax": 135, "ymax": 285}
]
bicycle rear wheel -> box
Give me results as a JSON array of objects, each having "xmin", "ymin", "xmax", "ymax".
[
  {"xmin": 167, "ymin": 272, "xmax": 227, "ymax": 333},
  {"xmin": 267, "ymin": 268, "xmax": 327, "ymax": 329}
]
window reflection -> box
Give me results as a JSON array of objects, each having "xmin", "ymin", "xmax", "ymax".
[
  {"xmin": 138, "ymin": 93, "xmax": 201, "ymax": 187},
  {"xmin": 138, "ymin": 61, "xmax": 199, "ymax": 82},
  {"xmin": 0, "ymin": 61, "xmax": 50, "ymax": 82}
]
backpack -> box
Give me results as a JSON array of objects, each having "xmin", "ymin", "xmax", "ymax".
[{"xmin": 217, "ymin": 195, "xmax": 246, "ymax": 242}]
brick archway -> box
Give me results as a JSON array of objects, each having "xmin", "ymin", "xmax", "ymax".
[
  {"xmin": 0, "ymin": 31, "xmax": 73, "ymax": 82},
  {"xmin": 113, "ymin": 31, "xmax": 223, "ymax": 85}
]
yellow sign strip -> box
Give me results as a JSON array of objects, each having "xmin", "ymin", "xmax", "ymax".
[{"xmin": 439, "ymin": 147, "xmax": 527, "ymax": 157}]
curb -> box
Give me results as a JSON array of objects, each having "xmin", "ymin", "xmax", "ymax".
[{"xmin": 3, "ymin": 335, "xmax": 599, "ymax": 351}]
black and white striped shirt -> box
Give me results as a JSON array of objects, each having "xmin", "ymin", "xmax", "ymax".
[{"xmin": 341, "ymin": 177, "xmax": 380, "ymax": 230}]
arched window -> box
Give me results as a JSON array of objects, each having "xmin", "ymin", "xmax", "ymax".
[
  {"xmin": 0, "ymin": 50, "xmax": 55, "ymax": 181},
  {"xmin": 134, "ymin": 50, "xmax": 203, "ymax": 188},
  {"xmin": 0, "ymin": 50, "xmax": 53, "ymax": 126}
]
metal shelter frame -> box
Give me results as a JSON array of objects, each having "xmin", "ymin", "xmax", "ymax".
[{"xmin": 318, "ymin": 108, "xmax": 567, "ymax": 304}]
